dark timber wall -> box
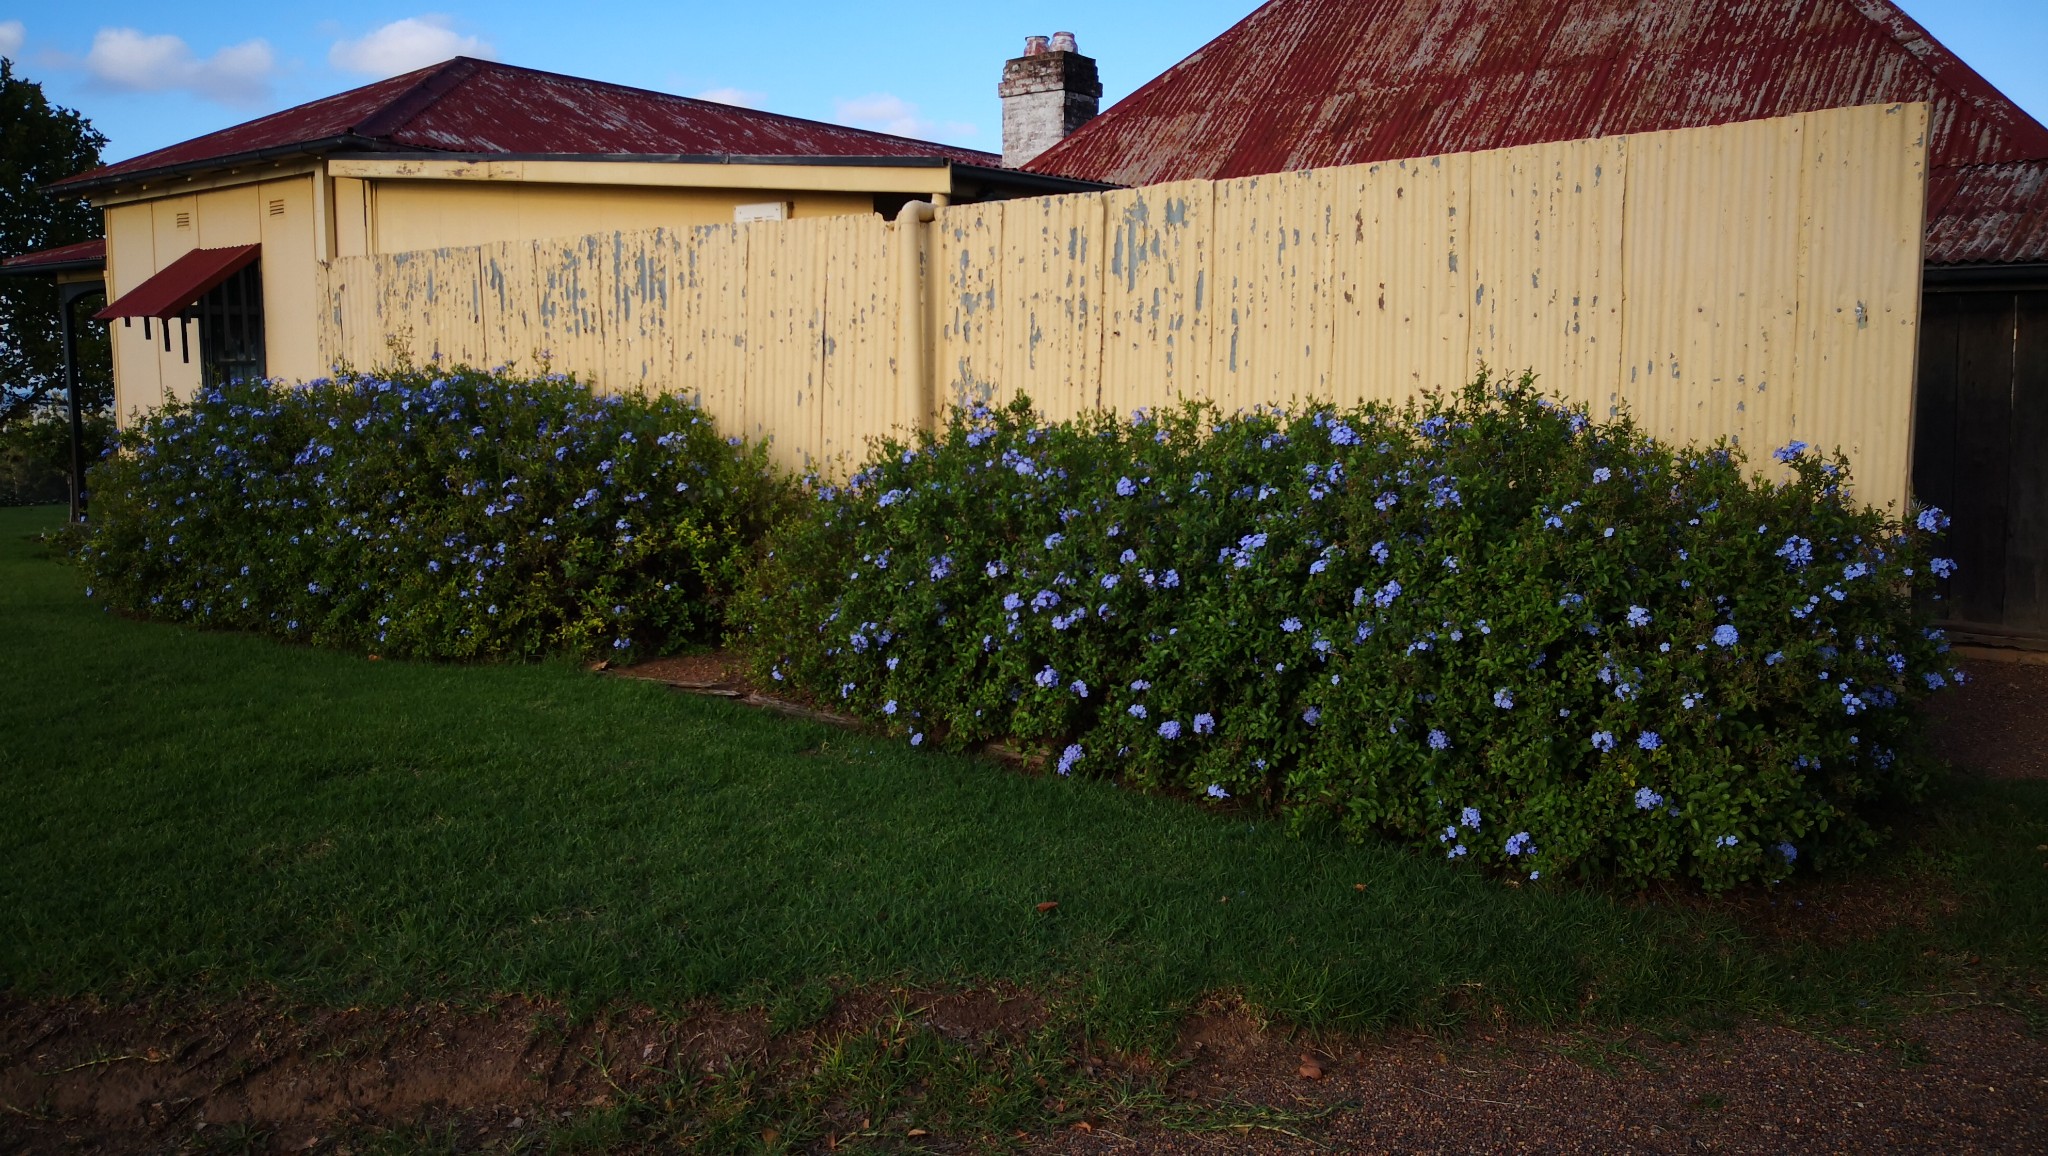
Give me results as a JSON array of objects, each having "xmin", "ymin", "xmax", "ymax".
[{"xmin": 1914, "ymin": 275, "xmax": 2048, "ymax": 644}]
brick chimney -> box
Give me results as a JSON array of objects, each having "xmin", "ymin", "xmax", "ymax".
[{"xmin": 999, "ymin": 32, "xmax": 1102, "ymax": 169}]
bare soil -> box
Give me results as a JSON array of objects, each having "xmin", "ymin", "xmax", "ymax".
[{"xmin": 3, "ymin": 990, "xmax": 2041, "ymax": 1154}]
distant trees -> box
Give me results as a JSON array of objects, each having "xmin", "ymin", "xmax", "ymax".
[{"xmin": 0, "ymin": 56, "xmax": 110, "ymax": 427}]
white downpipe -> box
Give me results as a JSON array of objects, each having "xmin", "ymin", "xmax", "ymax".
[{"xmin": 895, "ymin": 199, "xmax": 941, "ymax": 434}]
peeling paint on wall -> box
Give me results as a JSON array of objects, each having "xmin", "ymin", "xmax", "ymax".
[{"xmin": 322, "ymin": 105, "xmax": 1924, "ymax": 502}]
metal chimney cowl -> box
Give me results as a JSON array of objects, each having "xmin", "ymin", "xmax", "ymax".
[{"xmin": 999, "ymin": 32, "xmax": 1102, "ymax": 169}]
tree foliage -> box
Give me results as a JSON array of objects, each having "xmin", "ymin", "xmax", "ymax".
[{"xmin": 0, "ymin": 56, "xmax": 110, "ymax": 426}]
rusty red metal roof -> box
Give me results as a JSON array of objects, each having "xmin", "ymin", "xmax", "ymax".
[
  {"xmin": 0, "ymin": 239, "xmax": 106, "ymax": 275},
  {"xmin": 1029, "ymin": 0, "xmax": 2048, "ymax": 266},
  {"xmin": 54, "ymin": 58, "xmax": 999, "ymax": 194},
  {"xmin": 95, "ymin": 245, "xmax": 260, "ymax": 320}
]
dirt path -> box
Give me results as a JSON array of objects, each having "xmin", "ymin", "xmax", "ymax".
[{"xmin": 2, "ymin": 993, "xmax": 2041, "ymax": 1154}]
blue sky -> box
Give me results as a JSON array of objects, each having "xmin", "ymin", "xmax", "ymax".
[{"xmin": 3, "ymin": 2, "xmax": 2044, "ymax": 164}]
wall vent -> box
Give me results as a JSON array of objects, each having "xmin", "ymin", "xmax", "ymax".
[
  {"xmin": 175, "ymin": 211, "xmax": 191, "ymax": 229},
  {"xmin": 268, "ymin": 199, "xmax": 286, "ymax": 217}
]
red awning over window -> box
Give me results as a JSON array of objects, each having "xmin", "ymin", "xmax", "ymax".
[{"xmin": 96, "ymin": 245, "xmax": 259, "ymax": 321}]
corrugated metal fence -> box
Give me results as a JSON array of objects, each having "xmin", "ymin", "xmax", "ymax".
[{"xmin": 320, "ymin": 103, "xmax": 1927, "ymax": 503}]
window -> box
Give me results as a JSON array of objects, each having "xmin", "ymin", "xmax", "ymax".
[{"xmin": 193, "ymin": 261, "xmax": 266, "ymax": 386}]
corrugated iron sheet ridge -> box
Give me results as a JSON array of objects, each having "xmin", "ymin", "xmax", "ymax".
[{"xmin": 1029, "ymin": 0, "xmax": 2048, "ymax": 265}]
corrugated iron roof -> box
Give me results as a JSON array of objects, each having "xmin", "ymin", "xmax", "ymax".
[
  {"xmin": 0, "ymin": 238, "xmax": 106, "ymax": 275},
  {"xmin": 55, "ymin": 58, "xmax": 1000, "ymax": 194},
  {"xmin": 95, "ymin": 245, "xmax": 261, "ymax": 320},
  {"xmin": 1028, "ymin": 0, "xmax": 2048, "ymax": 266}
]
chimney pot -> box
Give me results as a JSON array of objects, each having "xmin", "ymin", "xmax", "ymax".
[{"xmin": 999, "ymin": 32, "xmax": 1102, "ymax": 168}]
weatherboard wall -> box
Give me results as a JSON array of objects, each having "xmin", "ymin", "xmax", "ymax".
[{"xmin": 321, "ymin": 104, "xmax": 1928, "ymax": 505}]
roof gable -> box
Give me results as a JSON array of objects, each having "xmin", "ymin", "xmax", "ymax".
[
  {"xmin": 59, "ymin": 58, "xmax": 999, "ymax": 192},
  {"xmin": 1027, "ymin": 0, "xmax": 2048, "ymax": 264}
]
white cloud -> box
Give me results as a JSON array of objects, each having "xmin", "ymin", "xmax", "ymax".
[
  {"xmin": 832, "ymin": 93, "xmax": 978, "ymax": 143},
  {"xmin": 85, "ymin": 27, "xmax": 276, "ymax": 105},
  {"xmin": 833, "ymin": 93, "xmax": 930, "ymax": 138},
  {"xmin": 0, "ymin": 21, "xmax": 25, "ymax": 58},
  {"xmin": 694, "ymin": 86, "xmax": 767, "ymax": 109},
  {"xmin": 329, "ymin": 16, "xmax": 491, "ymax": 79}
]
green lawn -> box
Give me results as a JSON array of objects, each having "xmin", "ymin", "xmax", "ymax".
[{"xmin": 1, "ymin": 503, "xmax": 2042, "ymax": 1049}]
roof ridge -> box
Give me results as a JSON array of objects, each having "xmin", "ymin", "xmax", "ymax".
[
  {"xmin": 1849, "ymin": 0, "xmax": 2048, "ymax": 159},
  {"xmin": 349, "ymin": 57, "xmax": 486, "ymax": 143},
  {"xmin": 414, "ymin": 56, "xmax": 1000, "ymax": 161}
]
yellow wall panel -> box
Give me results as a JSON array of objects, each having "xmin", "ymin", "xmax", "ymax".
[{"xmin": 313, "ymin": 106, "xmax": 1926, "ymax": 493}]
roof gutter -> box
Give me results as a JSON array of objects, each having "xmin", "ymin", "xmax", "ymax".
[
  {"xmin": 1924, "ymin": 261, "xmax": 2048, "ymax": 290},
  {"xmin": 46, "ymin": 134, "xmax": 417, "ymax": 198}
]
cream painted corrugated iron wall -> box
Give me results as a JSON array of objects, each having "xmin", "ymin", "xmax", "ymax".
[{"xmin": 320, "ymin": 103, "xmax": 1926, "ymax": 503}]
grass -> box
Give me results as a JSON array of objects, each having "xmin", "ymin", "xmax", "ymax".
[{"xmin": 2, "ymin": 503, "xmax": 2044, "ymax": 1059}]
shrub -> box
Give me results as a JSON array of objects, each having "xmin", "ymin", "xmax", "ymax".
[
  {"xmin": 80, "ymin": 367, "xmax": 787, "ymax": 660},
  {"xmin": 1, "ymin": 406, "xmax": 114, "ymax": 506},
  {"xmin": 738, "ymin": 376, "xmax": 1963, "ymax": 889}
]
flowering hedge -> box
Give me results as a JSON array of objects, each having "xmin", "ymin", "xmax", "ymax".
[
  {"xmin": 80, "ymin": 368, "xmax": 786, "ymax": 660},
  {"xmin": 739, "ymin": 377, "xmax": 1964, "ymax": 889}
]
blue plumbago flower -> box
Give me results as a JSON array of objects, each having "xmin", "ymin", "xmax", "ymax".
[
  {"xmin": 1929, "ymin": 557, "xmax": 1957, "ymax": 578},
  {"xmin": 1158, "ymin": 719, "xmax": 1183, "ymax": 739},
  {"xmin": 1924, "ymin": 671, "xmax": 1948, "ymax": 690},
  {"xmin": 1035, "ymin": 666, "xmax": 1060, "ymax": 688},
  {"xmin": 1681, "ymin": 692, "xmax": 1701, "ymax": 709},
  {"xmin": 1281, "ymin": 616, "xmax": 1304, "ymax": 633},
  {"xmin": 1100, "ymin": 574, "xmax": 1120, "ymax": 590},
  {"xmin": 887, "ymin": 656, "xmax": 901, "ymax": 672},
  {"xmin": 1069, "ymin": 679, "xmax": 1089, "ymax": 698},
  {"xmin": 1130, "ymin": 679, "xmax": 1152, "ymax": 691},
  {"xmin": 1765, "ymin": 651, "xmax": 1786, "ymax": 666},
  {"xmin": 1460, "ymin": 806, "xmax": 1481, "ymax": 829},
  {"xmin": 1446, "ymin": 843, "xmax": 1468, "ymax": 859},
  {"xmin": 1493, "ymin": 688, "xmax": 1515, "ymax": 710},
  {"xmin": 1916, "ymin": 506, "xmax": 1950, "ymax": 532},
  {"xmin": 1116, "ymin": 476, "xmax": 1138, "ymax": 497},
  {"xmin": 840, "ymin": 682, "xmax": 857, "ymax": 698},
  {"xmin": 1206, "ymin": 783, "xmax": 1230, "ymax": 800},
  {"xmin": 1773, "ymin": 440, "xmax": 1809, "ymax": 463},
  {"xmin": 1003, "ymin": 592, "xmax": 1024, "ymax": 612},
  {"xmin": 1713, "ymin": 624, "xmax": 1740, "ymax": 648},
  {"xmin": 1119, "ymin": 548, "xmax": 1138, "ymax": 564},
  {"xmin": 1638, "ymin": 730, "xmax": 1662, "ymax": 751},
  {"xmin": 1303, "ymin": 706, "xmax": 1323, "ymax": 726},
  {"xmin": 1374, "ymin": 492, "xmax": 1399, "ymax": 511},
  {"xmin": 1626, "ymin": 605, "xmax": 1652, "ymax": 628},
  {"xmin": 1842, "ymin": 691, "xmax": 1866, "ymax": 715},
  {"xmin": 1128, "ymin": 703, "xmax": 1149, "ymax": 719},
  {"xmin": 1370, "ymin": 541, "xmax": 1390, "ymax": 564},
  {"xmin": 1443, "ymin": 555, "xmax": 1460, "ymax": 572},
  {"xmin": 877, "ymin": 488, "xmax": 908, "ymax": 507},
  {"xmin": 1714, "ymin": 834, "xmax": 1741, "ymax": 848},
  {"xmin": 1775, "ymin": 536, "xmax": 1814, "ymax": 568},
  {"xmin": 1635, "ymin": 787, "xmax": 1664, "ymax": 810},
  {"xmin": 1592, "ymin": 466, "xmax": 1613, "ymax": 483},
  {"xmin": 986, "ymin": 559, "xmax": 1010, "ymax": 578},
  {"xmin": 910, "ymin": 733, "xmax": 924, "ymax": 746},
  {"xmin": 1429, "ymin": 729, "xmax": 1451, "ymax": 751},
  {"xmin": 1777, "ymin": 841, "xmax": 1798, "ymax": 863},
  {"xmin": 1591, "ymin": 731, "xmax": 1618, "ymax": 753},
  {"xmin": 1057, "ymin": 744, "xmax": 1084, "ymax": 775},
  {"xmin": 1504, "ymin": 831, "xmax": 1534, "ymax": 856},
  {"xmin": 1031, "ymin": 589, "xmax": 1060, "ymax": 611},
  {"xmin": 1373, "ymin": 580, "xmax": 1403, "ymax": 609},
  {"xmin": 929, "ymin": 555, "xmax": 954, "ymax": 581},
  {"xmin": 1193, "ymin": 712, "xmax": 1216, "ymax": 735},
  {"xmin": 1440, "ymin": 825, "xmax": 1458, "ymax": 843},
  {"xmin": 1161, "ymin": 569, "xmax": 1181, "ymax": 588},
  {"xmin": 1043, "ymin": 532, "xmax": 1065, "ymax": 550},
  {"xmin": 883, "ymin": 699, "xmax": 899, "ymax": 716},
  {"xmin": 1309, "ymin": 558, "xmax": 1328, "ymax": 575}
]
